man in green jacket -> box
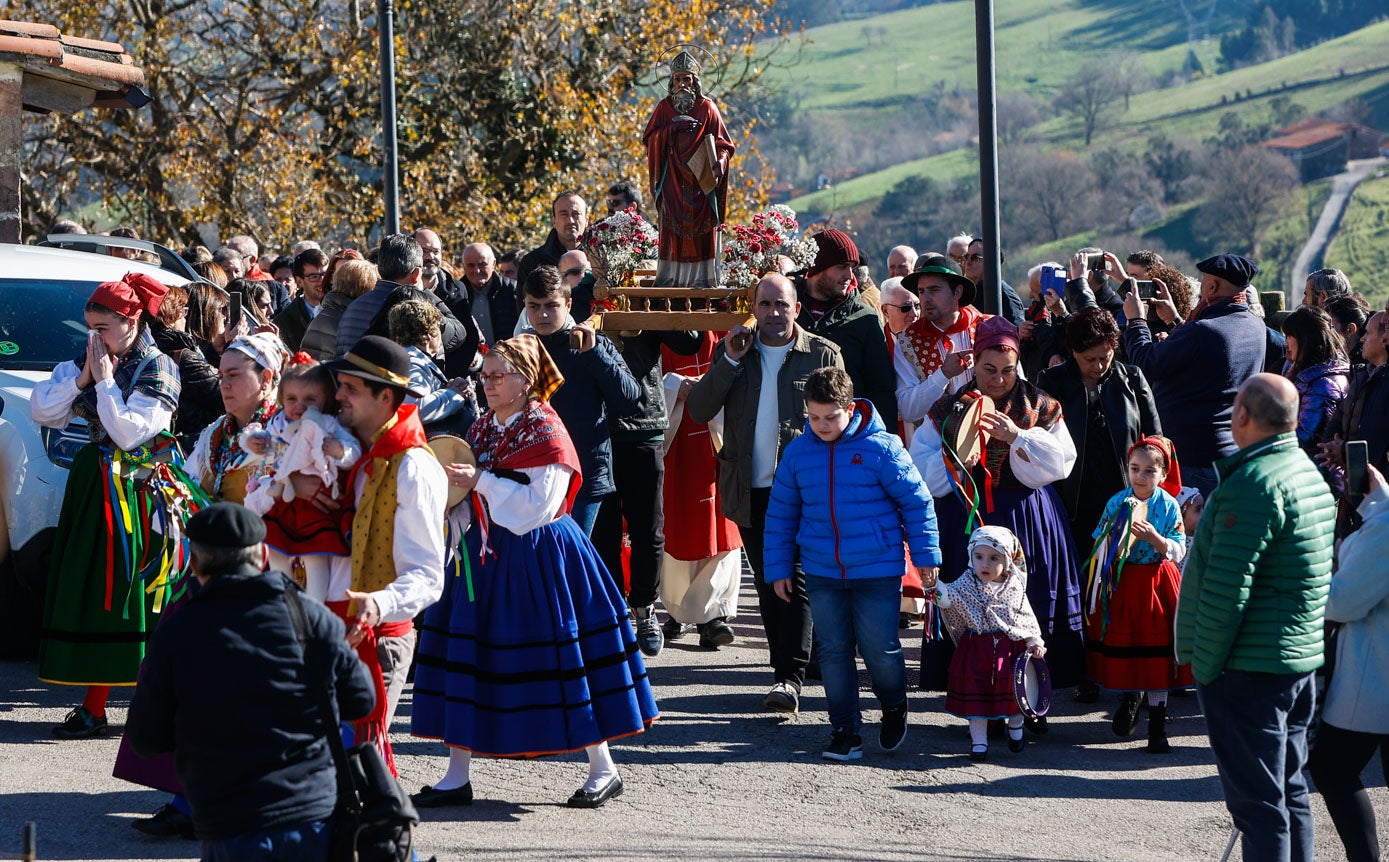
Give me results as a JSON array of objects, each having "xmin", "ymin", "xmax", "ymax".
[{"xmin": 1176, "ymin": 373, "xmax": 1335, "ymax": 862}]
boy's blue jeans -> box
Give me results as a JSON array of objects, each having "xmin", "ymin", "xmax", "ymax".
[
  {"xmin": 200, "ymin": 818, "xmax": 331, "ymax": 862},
  {"xmin": 804, "ymin": 575, "xmax": 907, "ymax": 734}
]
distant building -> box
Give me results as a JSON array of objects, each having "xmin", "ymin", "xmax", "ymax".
[{"xmin": 1262, "ymin": 118, "xmax": 1383, "ymax": 182}]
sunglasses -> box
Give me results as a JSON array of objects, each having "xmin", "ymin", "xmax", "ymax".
[
  {"xmin": 561, "ymin": 267, "xmax": 587, "ymax": 279},
  {"xmin": 965, "ymin": 253, "xmax": 984, "ymax": 262},
  {"xmin": 886, "ymin": 301, "xmax": 920, "ymax": 312}
]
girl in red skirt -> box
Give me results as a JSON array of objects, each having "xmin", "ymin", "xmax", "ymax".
[
  {"xmin": 242, "ymin": 355, "xmax": 360, "ymax": 599},
  {"xmin": 935, "ymin": 526, "xmax": 1046, "ymax": 760},
  {"xmin": 1083, "ymin": 435, "xmax": 1192, "ymax": 754}
]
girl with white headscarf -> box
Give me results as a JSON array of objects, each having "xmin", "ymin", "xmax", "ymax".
[{"xmin": 934, "ymin": 525, "xmax": 1045, "ymax": 760}]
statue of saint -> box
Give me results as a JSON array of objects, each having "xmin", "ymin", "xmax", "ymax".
[{"xmin": 642, "ymin": 50, "xmax": 736, "ymax": 287}]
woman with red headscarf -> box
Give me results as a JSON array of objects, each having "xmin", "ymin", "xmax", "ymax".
[
  {"xmin": 1083, "ymin": 434, "xmax": 1193, "ymax": 754},
  {"xmin": 30, "ymin": 272, "xmax": 205, "ymax": 739},
  {"xmin": 411, "ymin": 334, "xmax": 658, "ymax": 810}
]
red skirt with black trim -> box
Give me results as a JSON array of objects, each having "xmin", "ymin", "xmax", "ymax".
[
  {"xmin": 946, "ymin": 630, "xmax": 1028, "ymax": 719},
  {"xmin": 1085, "ymin": 560, "xmax": 1194, "ymax": 691},
  {"xmin": 263, "ymin": 497, "xmax": 349, "ymax": 557}
]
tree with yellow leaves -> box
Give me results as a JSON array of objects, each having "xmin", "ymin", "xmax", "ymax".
[{"xmin": 20, "ymin": 0, "xmax": 790, "ymax": 256}]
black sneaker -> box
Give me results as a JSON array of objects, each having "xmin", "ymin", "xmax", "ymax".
[
  {"xmin": 880, "ymin": 703, "xmax": 908, "ymax": 751},
  {"xmin": 822, "ymin": 729, "xmax": 863, "ymax": 761},
  {"xmin": 1112, "ymin": 692, "xmax": 1143, "ymax": 737},
  {"xmin": 53, "ymin": 706, "xmax": 108, "ymax": 739},
  {"xmin": 632, "ymin": 606, "xmax": 663, "ymax": 658},
  {"xmin": 131, "ymin": 804, "xmax": 196, "ymax": 839},
  {"xmin": 697, "ymin": 618, "xmax": 735, "ymax": 648},
  {"xmin": 662, "ymin": 618, "xmax": 694, "ymax": 641}
]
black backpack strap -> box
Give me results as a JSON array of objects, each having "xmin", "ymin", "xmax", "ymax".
[{"xmin": 283, "ymin": 583, "xmax": 358, "ymax": 808}]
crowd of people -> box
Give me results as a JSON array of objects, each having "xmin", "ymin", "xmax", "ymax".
[{"xmin": 27, "ymin": 199, "xmax": 1389, "ymax": 862}]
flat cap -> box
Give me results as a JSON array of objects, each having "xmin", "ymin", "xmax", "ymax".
[
  {"xmin": 186, "ymin": 503, "xmax": 266, "ymax": 549},
  {"xmin": 1196, "ymin": 253, "xmax": 1258, "ymax": 288}
]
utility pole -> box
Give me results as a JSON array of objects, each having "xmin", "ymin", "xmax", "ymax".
[
  {"xmin": 378, "ymin": 0, "xmax": 401, "ymax": 236},
  {"xmin": 974, "ymin": 0, "xmax": 1002, "ymax": 315}
]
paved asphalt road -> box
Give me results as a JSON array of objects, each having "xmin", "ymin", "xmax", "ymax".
[{"xmin": 1, "ymin": 574, "xmax": 1384, "ymax": 861}]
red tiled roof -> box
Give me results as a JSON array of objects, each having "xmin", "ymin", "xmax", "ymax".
[
  {"xmin": 1263, "ymin": 125, "xmax": 1348, "ymax": 151},
  {"xmin": 0, "ymin": 19, "xmax": 145, "ymax": 112}
]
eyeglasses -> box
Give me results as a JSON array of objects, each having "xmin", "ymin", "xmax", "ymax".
[
  {"xmin": 300, "ymin": 272, "xmax": 325, "ymax": 282},
  {"xmin": 480, "ymin": 372, "xmax": 520, "ymax": 385},
  {"xmin": 561, "ymin": 267, "xmax": 587, "ymax": 279},
  {"xmin": 948, "ymin": 253, "xmax": 966, "ymax": 263},
  {"xmin": 965, "ymin": 253, "xmax": 984, "ymax": 262},
  {"xmin": 885, "ymin": 301, "xmax": 920, "ymax": 312}
]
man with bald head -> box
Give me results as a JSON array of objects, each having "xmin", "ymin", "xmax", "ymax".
[
  {"xmin": 454, "ymin": 241, "xmax": 519, "ymax": 345},
  {"xmin": 688, "ymin": 274, "xmax": 844, "ymax": 714},
  {"xmin": 1177, "ymin": 372, "xmax": 1335, "ymax": 862},
  {"xmin": 886, "ymin": 246, "xmax": 917, "ymax": 280}
]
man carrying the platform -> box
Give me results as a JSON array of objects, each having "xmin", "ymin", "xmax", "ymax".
[
  {"xmin": 642, "ymin": 49, "xmax": 736, "ymax": 288},
  {"xmin": 795, "ymin": 230, "xmax": 898, "ymax": 432},
  {"xmin": 687, "ymin": 274, "xmax": 844, "ymax": 714}
]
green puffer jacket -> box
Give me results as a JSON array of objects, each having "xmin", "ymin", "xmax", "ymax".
[{"xmin": 1175, "ymin": 432, "xmax": 1335, "ymax": 684}]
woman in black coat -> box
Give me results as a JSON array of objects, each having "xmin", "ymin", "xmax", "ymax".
[{"xmin": 1037, "ymin": 307, "xmax": 1162, "ymax": 559}]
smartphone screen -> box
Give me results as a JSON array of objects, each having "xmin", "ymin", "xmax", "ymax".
[
  {"xmin": 229, "ymin": 292, "xmax": 243, "ymax": 331},
  {"xmin": 1346, "ymin": 440, "xmax": 1370, "ymax": 495},
  {"xmin": 1137, "ymin": 280, "xmax": 1156, "ymax": 299},
  {"xmin": 1087, "ymin": 254, "xmax": 1105, "ymax": 273}
]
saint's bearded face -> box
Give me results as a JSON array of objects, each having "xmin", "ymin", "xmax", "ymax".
[{"xmin": 668, "ymin": 72, "xmax": 701, "ymax": 115}]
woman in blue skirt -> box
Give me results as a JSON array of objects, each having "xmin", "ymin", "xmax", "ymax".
[
  {"xmin": 908, "ymin": 317, "xmax": 1086, "ymax": 719},
  {"xmin": 411, "ymin": 334, "xmax": 658, "ymax": 809}
]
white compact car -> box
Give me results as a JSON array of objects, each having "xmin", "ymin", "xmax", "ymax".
[{"xmin": 0, "ymin": 240, "xmax": 196, "ymax": 656}]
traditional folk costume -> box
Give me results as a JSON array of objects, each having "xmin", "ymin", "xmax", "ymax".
[
  {"xmin": 935, "ymin": 527, "xmax": 1042, "ymax": 758},
  {"xmin": 658, "ymin": 333, "xmax": 742, "ymax": 627},
  {"xmin": 412, "ymin": 335, "xmax": 657, "ymax": 802},
  {"xmin": 1084, "ymin": 437, "xmax": 1193, "ymax": 694},
  {"xmin": 909, "ymin": 316, "xmax": 1085, "ymax": 692},
  {"xmin": 893, "ymin": 303, "xmax": 988, "ymax": 428},
  {"xmin": 242, "ymin": 405, "xmax": 360, "ymax": 601},
  {"xmin": 30, "ymin": 277, "xmax": 205, "ymax": 693}
]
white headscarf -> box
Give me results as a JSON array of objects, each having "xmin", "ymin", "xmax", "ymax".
[
  {"xmin": 226, "ymin": 333, "xmax": 290, "ymax": 379},
  {"xmin": 937, "ymin": 525, "xmax": 1042, "ymax": 645}
]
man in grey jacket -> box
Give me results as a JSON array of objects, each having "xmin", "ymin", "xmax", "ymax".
[{"xmin": 687, "ymin": 274, "xmax": 844, "ymax": 714}]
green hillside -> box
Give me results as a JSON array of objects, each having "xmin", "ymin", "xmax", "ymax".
[
  {"xmin": 766, "ymin": 0, "xmax": 1235, "ymax": 116},
  {"xmin": 785, "ymin": 17, "xmax": 1389, "ymax": 215}
]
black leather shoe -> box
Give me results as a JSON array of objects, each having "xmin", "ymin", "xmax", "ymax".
[
  {"xmin": 411, "ymin": 782, "xmax": 474, "ymax": 808},
  {"xmin": 132, "ymin": 804, "xmax": 195, "ymax": 839},
  {"xmin": 567, "ymin": 775, "xmax": 624, "ymax": 808},
  {"xmin": 53, "ymin": 706, "xmax": 108, "ymax": 739}
]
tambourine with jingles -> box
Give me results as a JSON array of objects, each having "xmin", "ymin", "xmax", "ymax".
[{"xmin": 1013, "ymin": 651, "xmax": 1053, "ymax": 720}]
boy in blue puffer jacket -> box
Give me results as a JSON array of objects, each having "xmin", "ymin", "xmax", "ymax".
[{"xmin": 765, "ymin": 367, "xmax": 941, "ymax": 762}]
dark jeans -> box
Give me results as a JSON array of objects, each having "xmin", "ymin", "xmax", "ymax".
[
  {"xmin": 804, "ymin": 575, "xmax": 907, "ymax": 733},
  {"xmin": 569, "ymin": 491, "xmax": 604, "ymax": 537},
  {"xmin": 593, "ymin": 438, "xmax": 665, "ymax": 609},
  {"xmin": 1309, "ymin": 721, "xmax": 1389, "ymax": 862},
  {"xmin": 1197, "ymin": 670, "xmax": 1316, "ymax": 862},
  {"xmin": 201, "ymin": 818, "xmax": 331, "ymax": 862},
  {"xmin": 740, "ymin": 486, "xmax": 812, "ymax": 690}
]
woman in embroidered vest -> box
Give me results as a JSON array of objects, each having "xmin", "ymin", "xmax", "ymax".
[
  {"xmin": 30, "ymin": 273, "xmax": 201, "ymax": 739},
  {"xmin": 412, "ymin": 334, "xmax": 659, "ymax": 810},
  {"xmin": 908, "ymin": 316, "xmax": 1086, "ymax": 721},
  {"xmin": 185, "ymin": 333, "xmax": 288, "ymax": 505}
]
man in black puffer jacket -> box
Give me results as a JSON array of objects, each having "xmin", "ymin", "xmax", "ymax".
[
  {"xmin": 591, "ymin": 326, "xmax": 702, "ymax": 658},
  {"xmin": 127, "ymin": 504, "xmax": 376, "ymax": 854}
]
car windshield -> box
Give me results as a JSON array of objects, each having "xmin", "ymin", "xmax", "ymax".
[{"xmin": 0, "ymin": 278, "xmax": 96, "ymax": 371}]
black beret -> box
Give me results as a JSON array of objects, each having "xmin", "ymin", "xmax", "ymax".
[
  {"xmin": 186, "ymin": 503, "xmax": 267, "ymax": 549},
  {"xmin": 1196, "ymin": 254, "xmax": 1258, "ymax": 288}
]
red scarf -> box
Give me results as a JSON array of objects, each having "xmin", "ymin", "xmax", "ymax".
[
  {"xmin": 898, "ymin": 305, "xmax": 987, "ymax": 379},
  {"xmin": 341, "ymin": 404, "xmax": 429, "ymax": 504},
  {"xmin": 468, "ymin": 399, "xmax": 583, "ymax": 517}
]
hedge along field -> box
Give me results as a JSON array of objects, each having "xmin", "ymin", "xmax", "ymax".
[{"xmin": 1324, "ymin": 172, "xmax": 1389, "ymax": 308}]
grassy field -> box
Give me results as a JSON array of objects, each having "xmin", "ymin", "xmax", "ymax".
[
  {"xmin": 787, "ymin": 18, "xmax": 1389, "ymax": 215},
  {"xmin": 1324, "ymin": 171, "xmax": 1389, "ymax": 308},
  {"xmin": 766, "ymin": 0, "xmax": 1229, "ymax": 114}
]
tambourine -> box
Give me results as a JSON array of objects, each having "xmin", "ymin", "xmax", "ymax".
[
  {"xmin": 946, "ymin": 391, "xmax": 995, "ymax": 467},
  {"xmin": 1012, "ymin": 651, "xmax": 1053, "ymax": 720},
  {"xmin": 426, "ymin": 435, "xmax": 477, "ymax": 509}
]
